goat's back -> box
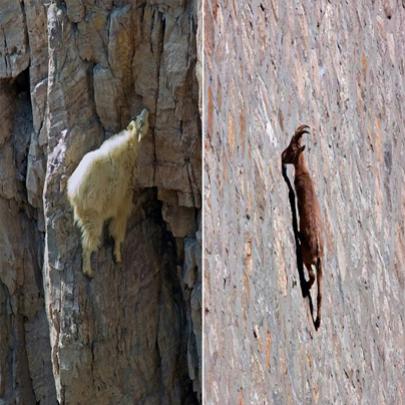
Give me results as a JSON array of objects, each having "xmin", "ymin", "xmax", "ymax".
[
  {"xmin": 294, "ymin": 173, "xmax": 324, "ymax": 261},
  {"xmin": 67, "ymin": 144, "xmax": 134, "ymax": 219}
]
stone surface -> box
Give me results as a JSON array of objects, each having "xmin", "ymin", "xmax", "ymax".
[
  {"xmin": 204, "ymin": 1, "xmax": 405, "ymax": 404},
  {"xmin": 0, "ymin": 0, "xmax": 200, "ymax": 403},
  {"xmin": 0, "ymin": 80, "xmax": 55, "ymax": 404},
  {"xmin": 0, "ymin": 0, "xmax": 29, "ymax": 78}
]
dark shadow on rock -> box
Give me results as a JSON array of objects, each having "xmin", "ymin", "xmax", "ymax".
[{"xmin": 282, "ymin": 164, "xmax": 316, "ymax": 328}]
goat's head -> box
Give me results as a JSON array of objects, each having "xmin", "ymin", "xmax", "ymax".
[
  {"xmin": 281, "ymin": 125, "xmax": 310, "ymax": 165},
  {"xmin": 128, "ymin": 108, "xmax": 150, "ymax": 142}
]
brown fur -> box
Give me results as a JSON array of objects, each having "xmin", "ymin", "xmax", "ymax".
[{"xmin": 282, "ymin": 125, "xmax": 324, "ymax": 329}]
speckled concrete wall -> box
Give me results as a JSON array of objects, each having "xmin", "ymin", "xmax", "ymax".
[{"xmin": 204, "ymin": 1, "xmax": 405, "ymax": 403}]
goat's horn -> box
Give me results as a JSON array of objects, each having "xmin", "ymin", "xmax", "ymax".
[{"xmin": 294, "ymin": 124, "xmax": 310, "ymax": 140}]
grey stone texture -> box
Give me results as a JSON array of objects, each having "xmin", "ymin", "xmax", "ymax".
[
  {"xmin": 0, "ymin": 0, "xmax": 200, "ymax": 403},
  {"xmin": 204, "ymin": 1, "xmax": 405, "ymax": 404}
]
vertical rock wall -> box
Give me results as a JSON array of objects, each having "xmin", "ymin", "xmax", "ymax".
[
  {"xmin": 0, "ymin": 0, "xmax": 201, "ymax": 403},
  {"xmin": 205, "ymin": 1, "xmax": 405, "ymax": 404}
]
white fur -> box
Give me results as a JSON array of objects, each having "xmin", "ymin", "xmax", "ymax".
[{"xmin": 67, "ymin": 109, "xmax": 149, "ymax": 277}]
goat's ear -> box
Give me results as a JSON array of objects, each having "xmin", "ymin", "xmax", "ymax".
[{"xmin": 299, "ymin": 145, "xmax": 306, "ymax": 153}]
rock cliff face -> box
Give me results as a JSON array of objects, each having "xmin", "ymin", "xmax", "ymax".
[
  {"xmin": 0, "ymin": 0, "xmax": 201, "ymax": 404},
  {"xmin": 205, "ymin": 1, "xmax": 405, "ymax": 404}
]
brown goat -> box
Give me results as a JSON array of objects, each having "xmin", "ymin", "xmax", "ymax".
[{"xmin": 282, "ymin": 125, "xmax": 324, "ymax": 330}]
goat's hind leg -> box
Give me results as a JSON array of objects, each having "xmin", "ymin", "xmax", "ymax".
[
  {"xmin": 80, "ymin": 214, "xmax": 103, "ymax": 278},
  {"xmin": 314, "ymin": 258, "xmax": 323, "ymax": 330},
  {"xmin": 82, "ymin": 249, "xmax": 93, "ymax": 278}
]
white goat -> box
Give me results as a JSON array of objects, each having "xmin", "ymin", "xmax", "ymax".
[{"xmin": 67, "ymin": 109, "xmax": 149, "ymax": 277}]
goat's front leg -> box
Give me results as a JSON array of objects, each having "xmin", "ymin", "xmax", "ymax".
[
  {"xmin": 109, "ymin": 194, "xmax": 133, "ymax": 264},
  {"xmin": 314, "ymin": 258, "xmax": 323, "ymax": 330},
  {"xmin": 305, "ymin": 263, "xmax": 315, "ymax": 290}
]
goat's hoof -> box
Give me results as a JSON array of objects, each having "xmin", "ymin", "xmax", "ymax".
[
  {"xmin": 83, "ymin": 268, "xmax": 94, "ymax": 279},
  {"xmin": 114, "ymin": 253, "xmax": 122, "ymax": 264},
  {"xmin": 314, "ymin": 317, "xmax": 321, "ymax": 330}
]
